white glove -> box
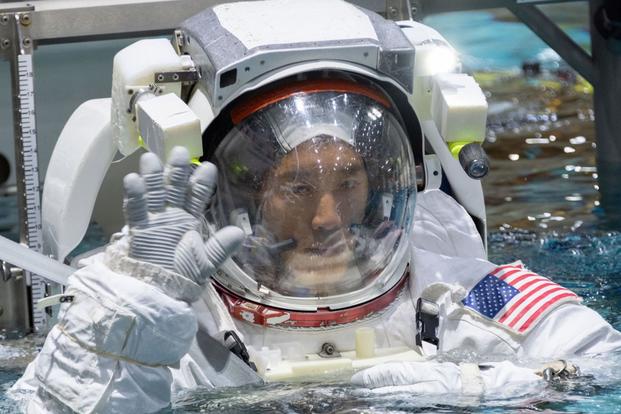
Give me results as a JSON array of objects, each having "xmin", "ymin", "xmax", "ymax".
[
  {"xmin": 351, "ymin": 360, "xmax": 543, "ymax": 398},
  {"xmin": 11, "ymin": 147, "xmax": 245, "ymax": 414},
  {"xmin": 124, "ymin": 147, "xmax": 244, "ymax": 292}
]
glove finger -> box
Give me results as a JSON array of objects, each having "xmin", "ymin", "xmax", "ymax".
[
  {"xmin": 140, "ymin": 152, "xmax": 166, "ymax": 213},
  {"xmin": 174, "ymin": 226, "xmax": 245, "ymax": 284},
  {"xmin": 165, "ymin": 147, "xmax": 191, "ymax": 209},
  {"xmin": 186, "ymin": 162, "xmax": 218, "ymax": 218},
  {"xmin": 123, "ymin": 173, "xmax": 148, "ymax": 228}
]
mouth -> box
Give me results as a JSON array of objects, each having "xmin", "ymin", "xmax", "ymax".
[{"xmin": 305, "ymin": 239, "xmax": 347, "ymax": 257}]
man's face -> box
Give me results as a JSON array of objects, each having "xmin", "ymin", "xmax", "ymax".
[{"xmin": 261, "ymin": 137, "xmax": 369, "ymax": 294}]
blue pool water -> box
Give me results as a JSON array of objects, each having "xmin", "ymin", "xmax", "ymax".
[
  {"xmin": 425, "ymin": 10, "xmax": 591, "ymax": 71},
  {"xmin": 3, "ymin": 6, "xmax": 621, "ymax": 413}
]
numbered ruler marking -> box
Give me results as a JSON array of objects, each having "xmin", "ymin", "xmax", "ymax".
[{"xmin": 17, "ymin": 53, "xmax": 46, "ymax": 330}]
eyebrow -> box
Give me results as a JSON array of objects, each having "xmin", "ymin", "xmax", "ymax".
[{"xmin": 276, "ymin": 164, "xmax": 364, "ymax": 182}]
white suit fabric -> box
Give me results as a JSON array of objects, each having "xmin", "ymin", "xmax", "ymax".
[{"xmin": 10, "ymin": 190, "xmax": 621, "ymax": 413}]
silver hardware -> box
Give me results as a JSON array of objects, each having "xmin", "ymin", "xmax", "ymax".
[
  {"xmin": 154, "ymin": 70, "xmax": 199, "ymax": 84},
  {"xmin": 319, "ymin": 342, "xmax": 341, "ymax": 358}
]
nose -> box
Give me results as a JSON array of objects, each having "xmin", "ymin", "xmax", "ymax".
[{"xmin": 311, "ymin": 192, "xmax": 342, "ymax": 232}]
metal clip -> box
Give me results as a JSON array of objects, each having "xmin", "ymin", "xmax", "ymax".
[
  {"xmin": 127, "ymin": 84, "xmax": 162, "ymax": 118},
  {"xmin": 0, "ymin": 260, "xmax": 23, "ymax": 281},
  {"xmin": 415, "ymin": 297, "xmax": 440, "ymax": 349},
  {"xmin": 385, "ymin": 0, "xmax": 412, "ymax": 21},
  {"xmin": 173, "ymin": 29, "xmax": 185, "ymax": 55},
  {"xmin": 36, "ymin": 293, "xmax": 74, "ymax": 310},
  {"xmin": 154, "ymin": 70, "xmax": 199, "ymax": 84},
  {"xmin": 224, "ymin": 330, "xmax": 257, "ymax": 371}
]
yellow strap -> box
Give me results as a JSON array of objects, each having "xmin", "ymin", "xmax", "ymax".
[{"xmin": 447, "ymin": 141, "xmax": 471, "ymax": 159}]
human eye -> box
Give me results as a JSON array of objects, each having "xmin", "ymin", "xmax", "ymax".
[
  {"xmin": 340, "ymin": 179, "xmax": 359, "ymax": 190},
  {"xmin": 281, "ymin": 182, "xmax": 314, "ymax": 196}
]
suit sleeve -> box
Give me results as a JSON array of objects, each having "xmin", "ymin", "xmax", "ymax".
[
  {"xmin": 9, "ymin": 250, "xmax": 198, "ymax": 414},
  {"xmin": 521, "ymin": 301, "xmax": 621, "ymax": 358}
]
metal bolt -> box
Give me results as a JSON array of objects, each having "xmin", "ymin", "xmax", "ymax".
[
  {"xmin": 411, "ymin": 6, "xmax": 418, "ymax": 16},
  {"xmin": 0, "ymin": 15, "xmax": 9, "ymax": 25},
  {"xmin": 22, "ymin": 37, "xmax": 32, "ymax": 48},
  {"xmin": 20, "ymin": 13, "xmax": 31, "ymax": 26},
  {"xmin": 157, "ymin": 74, "xmax": 164, "ymax": 82},
  {"xmin": 389, "ymin": 6, "xmax": 398, "ymax": 18},
  {"xmin": 172, "ymin": 73, "xmax": 179, "ymax": 81},
  {"xmin": 321, "ymin": 342, "xmax": 336, "ymax": 356},
  {"xmin": 1, "ymin": 39, "xmax": 9, "ymax": 49}
]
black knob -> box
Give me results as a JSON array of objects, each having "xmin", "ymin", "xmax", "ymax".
[{"xmin": 458, "ymin": 143, "xmax": 490, "ymax": 179}]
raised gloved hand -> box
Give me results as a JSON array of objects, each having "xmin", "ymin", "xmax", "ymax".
[
  {"xmin": 123, "ymin": 147, "xmax": 244, "ymax": 294},
  {"xmin": 351, "ymin": 360, "xmax": 543, "ymax": 397},
  {"xmin": 10, "ymin": 148, "xmax": 245, "ymax": 414}
]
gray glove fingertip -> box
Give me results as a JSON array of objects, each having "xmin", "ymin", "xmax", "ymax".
[
  {"xmin": 174, "ymin": 226, "xmax": 244, "ymax": 285},
  {"xmin": 140, "ymin": 152, "xmax": 166, "ymax": 213},
  {"xmin": 187, "ymin": 162, "xmax": 218, "ymax": 217},
  {"xmin": 165, "ymin": 146, "xmax": 191, "ymax": 208},
  {"xmin": 123, "ymin": 173, "xmax": 148, "ymax": 228},
  {"xmin": 205, "ymin": 226, "xmax": 245, "ymax": 267}
]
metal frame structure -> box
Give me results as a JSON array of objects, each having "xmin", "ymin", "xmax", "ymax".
[{"xmin": 0, "ymin": 0, "xmax": 619, "ymax": 334}]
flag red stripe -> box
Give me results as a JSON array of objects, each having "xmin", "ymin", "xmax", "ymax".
[
  {"xmin": 518, "ymin": 292, "xmax": 578, "ymax": 332},
  {"xmin": 507, "ymin": 286, "xmax": 567, "ymax": 328},
  {"xmin": 491, "ymin": 265, "xmax": 519, "ymax": 276},
  {"xmin": 498, "ymin": 281, "xmax": 557, "ymax": 324},
  {"xmin": 509, "ymin": 274, "xmax": 549, "ymax": 291},
  {"xmin": 498, "ymin": 269, "xmax": 521, "ymax": 281}
]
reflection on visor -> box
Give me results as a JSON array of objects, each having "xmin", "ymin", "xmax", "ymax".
[
  {"xmin": 211, "ymin": 90, "xmax": 416, "ymax": 298},
  {"xmin": 240, "ymin": 221, "xmax": 403, "ymax": 297}
]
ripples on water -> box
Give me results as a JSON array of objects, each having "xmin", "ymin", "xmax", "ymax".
[
  {"xmin": 168, "ymin": 353, "xmax": 621, "ymax": 413},
  {"xmin": 3, "ymin": 9, "xmax": 621, "ymax": 413}
]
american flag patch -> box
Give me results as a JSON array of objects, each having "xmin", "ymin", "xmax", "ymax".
[{"xmin": 462, "ymin": 264, "xmax": 581, "ymax": 334}]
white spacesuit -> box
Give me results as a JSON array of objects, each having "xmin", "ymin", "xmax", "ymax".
[{"xmin": 9, "ymin": 1, "xmax": 621, "ymax": 413}]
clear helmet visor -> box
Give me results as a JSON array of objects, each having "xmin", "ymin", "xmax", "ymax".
[{"xmin": 211, "ymin": 88, "xmax": 416, "ymax": 300}]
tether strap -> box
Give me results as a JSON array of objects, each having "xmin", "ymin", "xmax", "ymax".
[{"xmin": 459, "ymin": 363, "xmax": 485, "ymax": 396}]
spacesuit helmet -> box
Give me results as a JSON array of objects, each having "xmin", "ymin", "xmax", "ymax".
[{"xmin": 206, "ymin": 76, "xmax": 417, "ymax": 311}]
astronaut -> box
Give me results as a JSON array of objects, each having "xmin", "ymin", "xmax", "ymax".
[{"xmin": 9, "ymin": 0, "xmax": 621, "ymax": 413}]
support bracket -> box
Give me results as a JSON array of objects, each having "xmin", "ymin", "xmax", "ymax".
[{"xmin": 508, "ymin": 3, "xmax": 596, "ymax": 84}]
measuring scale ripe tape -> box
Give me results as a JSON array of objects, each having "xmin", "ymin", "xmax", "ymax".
[{"xmin": 17, "ymin": 51, "xmax": 48, "ymax": 332}]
